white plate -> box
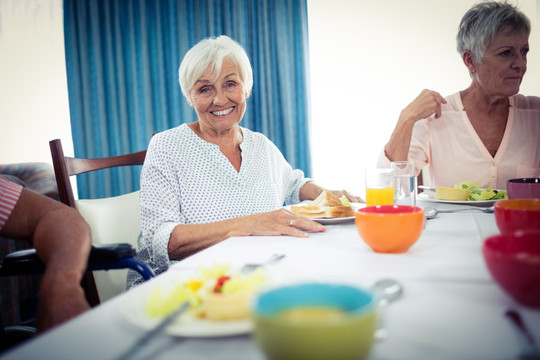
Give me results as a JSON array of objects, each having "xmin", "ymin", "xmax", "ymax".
[
  {"xmin": 122, "ymin": 275, "xmax": 253, "ymax": 337},
  {"xmin": 312, "ymin": 216, "xmax": 355, "ymax": 225},
  {"xmin": 418, "ymin": 192, "xmax": 503, "ymax": 205},
  {"xmin": 289, "ymin": 202, "xmax": 363, "ymax": 225}
]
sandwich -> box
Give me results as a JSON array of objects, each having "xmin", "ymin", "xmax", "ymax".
[
  {"xmin": 325, "ymin": 205, "xmax": 354, "ymax": 218},
  {"xmin": 311, "ymin": 190, "xmax": 342, "ymax": 207},
  {"xmin": 290, "ymin": 191, "xmax": 354, "ymax": 219},
  {"xmin": 289, "ymin": 205, "xmax": 327, "ymax": 218}
]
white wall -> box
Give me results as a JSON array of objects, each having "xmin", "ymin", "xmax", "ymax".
[
  {"xmin": 0, "ymin": 0, "xmax": 74, "ymax": 164},
  {"xmin": 308, "ymin": 0, "xmax": 540, "ymax": 198}
]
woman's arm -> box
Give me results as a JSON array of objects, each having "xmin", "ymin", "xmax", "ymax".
[
  {"xmin": 299, "ymin": 181, "xmax": 363, "ymax": 203},
  {"xmin": 385, "ymin": 89, "xmax": 447, "ymax": 161},
  {"xmin": 167, "ymin": 208, "xmax": 326, "ymax": 260}
]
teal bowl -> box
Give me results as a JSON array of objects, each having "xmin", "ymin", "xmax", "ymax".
[{"xmin": 252, "ymin": 283, "xmax": 376, "ymax": 360}]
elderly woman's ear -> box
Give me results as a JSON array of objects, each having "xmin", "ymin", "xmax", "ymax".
[{"xmin": 462, "ymin": 51, "xmax": 476, "ymax": 75}]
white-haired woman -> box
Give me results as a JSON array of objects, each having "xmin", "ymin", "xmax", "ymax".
[
  {"xmin": 380, "ymin": 1, "xmax": 539, "ymax": 189},
  {"xmin": 128, "ymin": 36, "xmax": 360, "ymax": 286}
]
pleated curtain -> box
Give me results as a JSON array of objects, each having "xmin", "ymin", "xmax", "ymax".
[{"xmin": 63, "ymin": 0, "xmax": 312, "ymax": 199}]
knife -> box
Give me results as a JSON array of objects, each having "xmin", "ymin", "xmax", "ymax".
[{"xmin": 113, "ymin": 302, "xmax": 190, "ymax": 360}]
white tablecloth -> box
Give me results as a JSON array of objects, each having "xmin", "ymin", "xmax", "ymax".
[{"xmin": 2, "ymin": 201, "xmax": 539, "ymax": 360}]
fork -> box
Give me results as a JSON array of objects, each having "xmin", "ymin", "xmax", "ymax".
[{"xmin": 241, "ymin": 253, "xmax": 285, "ymax": 273}]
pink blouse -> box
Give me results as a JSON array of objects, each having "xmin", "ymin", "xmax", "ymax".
[{"xmin": 378, "ymin": 92, "xmax": 540, "ymax": 189}]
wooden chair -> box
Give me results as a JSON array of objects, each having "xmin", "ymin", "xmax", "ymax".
[{"xmin": 49, "ymin": 139, "xmax": 152, "ymax": 306}]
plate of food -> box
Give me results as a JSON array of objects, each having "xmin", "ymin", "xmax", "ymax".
[
  {"xmin": 289, "ymin": 191, "xmax": 360, "ymax": 224},
  {"xmin": 419, "ymin": 182, "xmax": 507, "ymax": 205},
  {"xmin": 122, "ymin": 264, "xmax": 267, "ymax": 337}
]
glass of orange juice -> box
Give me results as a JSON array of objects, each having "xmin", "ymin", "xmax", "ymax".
[{"xmin": 365, "ymin": 168, "xmax": 394, "ymax": 206}]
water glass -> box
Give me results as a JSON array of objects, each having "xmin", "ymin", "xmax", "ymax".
[
  {"xmin": 391, "ymin": 161, "xmax": 417, "ymax": 206},
  {"xmin": 365, "ymin": 168, "xmax": 394, "ymax": 206}
]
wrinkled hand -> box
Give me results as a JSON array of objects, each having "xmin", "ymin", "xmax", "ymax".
[
  {"xmin": 327, "ymin": 190, "xmax": 364, "ymax": 204},
  {"xmin": 401, "ymin": 89, "xmax": 447, "ymax": 123},
  {"xmin": 244, "ymin": 208, "xmax": 326, "ymax": 238},
  {"xmin": 37, "ymin": 272, "xmax": 90, "ymax": 332}
]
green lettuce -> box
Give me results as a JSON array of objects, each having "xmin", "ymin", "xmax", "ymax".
[{"xmin": 454, "ymin": 182, "xmax": 507, "ymax": 201}]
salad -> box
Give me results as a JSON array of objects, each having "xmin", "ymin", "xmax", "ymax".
[
  {"xmin": 145, "ymin": 264, "xmax": 265, "ymax": 321},
  {"xmin": 455, "ymin": 182, "xmax": 507, "ymax": 201}
]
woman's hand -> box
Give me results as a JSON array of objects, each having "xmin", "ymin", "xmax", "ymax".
[
  {"xmin": 385, "ymin": 89, "xmax": 447, "ymax": 161},
  {"xmin": 401, "ymin": 89, "xmax": 447, "ymax": 123},
  {"xmin": 327, "ymin": 190, "xmax": 363, "ymax": 203},
  {"xmin": 241, "ymin": 208, "xmax": 326, "ymax": 238},
  {"xmin": 299, "ymin": 182, "xmax": 363, "ymax": 203}
]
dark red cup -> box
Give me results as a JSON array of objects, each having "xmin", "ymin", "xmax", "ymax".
[{"xmin": 507, "ymin": 178, "xmax": 540, "ymax": 199}]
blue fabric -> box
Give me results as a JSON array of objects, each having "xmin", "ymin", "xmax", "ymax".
[{"xmin": 63, "ymin": 0, "xmax": 312, "ymax": 199}]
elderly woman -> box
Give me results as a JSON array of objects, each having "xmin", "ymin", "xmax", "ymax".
[
  {"xmin": 128, "ymin": 36, "xmax": 360, "ymax": 287},
  {"xmin": 379, "ymin": 1, "xmax": 539, "ymax": 189}
]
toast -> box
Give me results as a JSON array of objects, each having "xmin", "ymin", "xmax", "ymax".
[
  {"xmin": 311, "ymin": 190, "xmax": 342, "ymax": 207},
  {"xmin": 325, "ymin": 205, "xmax": 354, "ymax": 218},
  {"xmin": 290, "ymin": 205, "xmax": 327, "ymax": 218},
  {"xmin": 290, "ymin": 191, "xmax": 354, "ymax": 219}
]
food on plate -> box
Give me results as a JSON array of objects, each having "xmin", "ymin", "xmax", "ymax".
[
  {"xmin": 326, "ymin": 205, "xmax": 355, "ymax": 218},
  {"xmin": 435, "ymin": 182, "xmax": 508, "ymax": 201},
  {"xmin": 289, "ymin": 205, "xmax": 327, "ymax": 218},
  {"xmin": 311, "ymin": 190, "xmax": 342, "ymax": 207},
  {"xmin": 290, "ymin": 191, "xmax": 354, "ymax": 218},
  {"xmin": 145, "ymin": 264, "xmax": 265, "ymax": 322},
  {"xmin": 435, "ymin": 186, "xmax": 471, "ymax": 201},
  {"xmin": 456, "ymin": 182, "xmax": 507, "ymax": 201}
]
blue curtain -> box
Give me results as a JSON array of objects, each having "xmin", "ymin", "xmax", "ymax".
[{"xmin": 63, "ymin": 0, "xmax": 312, "ymax": 199}]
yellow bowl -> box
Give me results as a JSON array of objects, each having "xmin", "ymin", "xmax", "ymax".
[
  {"xmin": 253, "ymin": 283, "xmax": 376, "ymax": 360},
  {"xmin": 355, "ymin": 205, "xmax": 424, "ymax": 253}
]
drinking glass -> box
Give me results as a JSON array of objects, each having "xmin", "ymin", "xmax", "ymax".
[
  {"xmin": 391, "ymin": 161, "xmax": 417, "ymax": 206},
  {"xmin": 365, "ymin": 168, "xmax": 394, "ymax": 206}
]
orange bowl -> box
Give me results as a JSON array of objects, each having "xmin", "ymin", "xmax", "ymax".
[
  {"xmin": 355, "ymin": 205, "xmax": 424, "ymax": 253},
  {"xmin": 494, "ymin": 199, "xmax": 540, "ymax": 234},
  {"xmin": 482, "ymin": 231, "xmax": 540, "ymax": 308}
]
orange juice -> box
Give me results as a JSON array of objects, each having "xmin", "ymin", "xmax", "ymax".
[{"xmin": 366, "ymin": 186, "xmax": 394, "ymax": 206}]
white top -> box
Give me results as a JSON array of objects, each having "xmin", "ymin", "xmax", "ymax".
[
  {"xmin": 128, "ymin": 124, "xmax": 309, "ymax": 287},
  {"xmin": 379, "ymin": 93, "xmax": 540, "ymax": 189}
]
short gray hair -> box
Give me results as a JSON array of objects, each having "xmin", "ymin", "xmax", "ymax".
[
  {"xmin": 178, "ymin": 35, "xmax": 253, "ymax": 105},
  {"xmin": 456, "ymin": 1, "xmax": 530, "ymax": 62}
]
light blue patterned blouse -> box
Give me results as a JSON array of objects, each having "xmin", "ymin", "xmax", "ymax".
[{"xmin": 127, "ymin": 123, "xmax": 309, "ymax": 288}]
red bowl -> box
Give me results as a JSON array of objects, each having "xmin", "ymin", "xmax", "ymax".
[
  {"xmin": 482, "ymin": 231, "xmax": 540, "ymax": 308},
  {"xmin": 494, "ymin": 199, "xmax": 540, "ymax": 234},
  {"xmin": 355, "ymin": 205, "xmax": 424, "ymax": 253}
]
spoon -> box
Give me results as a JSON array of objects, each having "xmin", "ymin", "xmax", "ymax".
[
  {"xmin": 372, "ymin": 279, "xmax": 403, "ymax": 340},
  {"xmin": 241, "ymin": 253, "xmax": 285, "ymax": 273},
  {"xmin": 424, "ymin": 206, "xmax": 495, "ymax": 219}
]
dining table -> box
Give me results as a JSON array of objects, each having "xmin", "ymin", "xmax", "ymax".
[{"xmin": 1, "ymin": 199, "xmax": 539, "ymax": 360}]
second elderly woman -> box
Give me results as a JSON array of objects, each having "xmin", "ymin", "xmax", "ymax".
[
  {"xmin": 379, "ymin": 1, "xmax": 539, "ymax": 189},
  {"xmin": 128, "ymin": 35, "xmax": 361, "ymax": 287}
]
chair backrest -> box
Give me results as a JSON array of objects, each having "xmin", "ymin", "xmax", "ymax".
[
  {"xmin": 49, "ymin": 139, "xmax": 146, "ymax": 306},
  {"xmin": 50, "ymin": 139, "xmax": 146, "ymax": 207},
  {"xmin": 76, "ymin": 192, "xmax": 141, "ymax": 302}
]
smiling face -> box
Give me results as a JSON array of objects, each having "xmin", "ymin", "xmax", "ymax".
[
  {"xmin": 190, "ymin": 58, "xmax": 247, "ymax": 134},
  {"xmin": 468, "ymin": 28, "xmax": 529, "ymax": 98}
]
